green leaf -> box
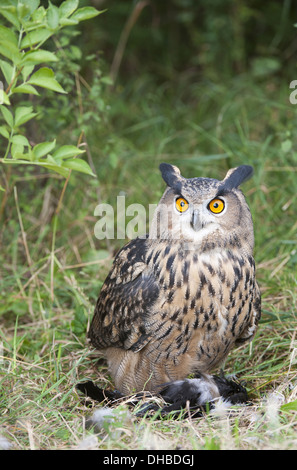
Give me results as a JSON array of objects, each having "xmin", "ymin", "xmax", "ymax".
[
  {"xmin": 43, "ymin": 166, "xmax": 70, "ymax": 177},
  {"xmin": 0, "ymin": 89, "xmax": 10, "ymax": 105},
  {"xmin": 25, "ymin": 0, "xmax": 40, "ymax": 16},
  {"xmin": 0, "ymin": 125, "xmax": 9, "ymax": 139},
  {"xmin": 11, "ymin": 134, "xmax": 30, "ymax": 146},
  {"xmin": 0, "ymin": 40, "xmax": 21, "ymax": 64},
  {"xmin": 28, "ymin": 67, "xmax": 67, "ymax": 93},
  {"xmin": 47, "ymin": 1, "xmax": 59, "ymax": 30},
  {"xmin": 59, "ymin": 0, "xmax": 79, "ymax": 19},
  {"xmin": 40, "ymin": 160, "xmax": 70, "ymax": 177},
  {"xmin": 11, "ymin": 142, "xmax": 24, "ymax": 158},
  {"xmin": 0, "ymin": 105, "xmax": 13, "ymax": 128},
  {"xmin": 14, "ymin": 106, "xmax": 37, "ymax": 127},
  {"xmin": 52, "ymin": 145, "xmax": 84, "ymax": 160},
  {"xmin": 12, "ymin": 84, "xmax": 40, "ymax": 96},
  {"xmin": 17, "ymin": 2, "xmax": 32, "ymax": 20},
  {"xmin": 33, "ymin": 139, "xmax": 56, "ymax": 159},
  {"xmin": 70, "ymin": 6, "xmax": 102, "ymax": 22},
  {"xmin": 0, "ymin": 6, "xmax": 21, "ymax": 29},
  {"xmin": 32, "ymin": 6, "xmax": 47, "ymax": 23},
  {"xmin": 21, "ymin": 29, "xmax": 52, "ymax": 49},
  {"xmin": 281, "ymin": 400, "xmax": 297, "ymax": 412},
  {"xmin": 44, "ymin": 154, "xmax": 56, "ymax": 164},
  {"xmin": 21, "ymin": 49, "xmax": 58, "ymax": 66},
  {"xmin": 0, "ymin": 59, "xmax": 14, "ymax": 85},
  {"xmin": 21, "ymin": 64, "xmax": 35, "ymax": 82},
  {"xmin": 5, "ymin": 151, "xmax": 33, "ymax": 162},
  {"xmin": 0, "ymin": 25, "xmax": 18, "ymax": 47},
  {"xmin": 16, "ymin": 1, "xmax": 40, "ymax": 21},
  {"xmin": 58, "ymin": 17, "xmax": 78, "ymax": 26},
  {"xmin": 1, "ymin": 156, "xmax": 69, "ymax": 176},
  {"xmin": 62, "ymin": 158, "xmax": 95, "ymax": 176},
  {"xmin": 3, "ymin": 158, "xmax": 71, "ymax": 177},
  {"xmin": 1, "ymin": 153, "xmax": 95, "ymax": 178}
]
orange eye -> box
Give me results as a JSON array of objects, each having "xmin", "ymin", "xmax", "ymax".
[
  {"xmin": 208, "ymin": 198, "xmax": 225, "ymax": 214},
  {"xmin": 175, "ymin": 197, "xmax": 189, "ymax": 213}
]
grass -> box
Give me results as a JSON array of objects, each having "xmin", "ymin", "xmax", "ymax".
[{"xmin": 0, "ymin": 67, "xmax": 297, "ymax": 449}]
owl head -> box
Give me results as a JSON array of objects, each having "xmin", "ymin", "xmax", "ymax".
[{"xmin": 149, "ymin": 163, "xmax": 255, "ymax": 253}]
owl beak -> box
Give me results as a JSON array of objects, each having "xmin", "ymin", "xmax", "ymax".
[{"xmin": 191, "ymin": 210, "xmax": 202, "ymax": 232}]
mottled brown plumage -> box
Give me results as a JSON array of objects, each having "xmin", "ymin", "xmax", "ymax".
[{"xmin": 88, "ymin": 164, "xmax": 261, "ymax": 406}]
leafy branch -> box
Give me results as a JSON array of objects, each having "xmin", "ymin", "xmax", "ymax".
[{"xmin": 0, "ymin": 0, "xmax": 103, "ymax": 184}]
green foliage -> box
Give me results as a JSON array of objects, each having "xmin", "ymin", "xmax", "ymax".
[
  {"xmin": 0, "ymin": 0, "xmax": 103, "ymax": 178},
  {"xmin": 92, "ymin": 0, "xmax": 294, "ymax": 84}
]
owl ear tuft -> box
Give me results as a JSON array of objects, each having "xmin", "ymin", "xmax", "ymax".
[
  {"xmin": 159, "ymin": 163, "xmax": 183, "ymax": 190},
  {"xmin": 222, "ymin": 165, "xmax": 253, "ymax": 191}
]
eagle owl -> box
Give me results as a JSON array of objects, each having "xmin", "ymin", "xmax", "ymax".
[{"xmin": 88, "ymin": 164, "xmax": 261, "ymax": 408}]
